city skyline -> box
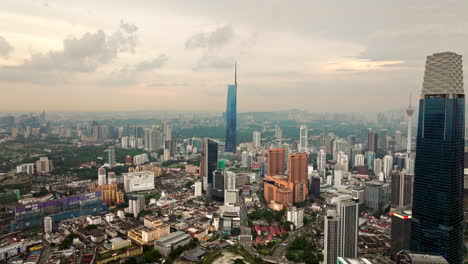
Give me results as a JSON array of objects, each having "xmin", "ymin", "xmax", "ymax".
[{"xmin": 2, "ymin": 1, "xmax": 468, "ymax": 112}]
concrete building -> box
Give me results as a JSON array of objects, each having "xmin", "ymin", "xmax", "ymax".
[
  {"xmin": 373, "ymin": 158, "xmax": 382, "ymax": 174},
  {"xmin": 317, "ymin": 147, "xmax": 327, "ymax": 176},
  {"xmin": 367, "ymin": 131, "xmax": 378, "ymax": 153},
  {"xmin": 383, "ymin": 155, "xmax": 393, "ymax": 179},
  {"xmin": 154, "ymin": 231, "xmax": 191, "ymax": 256},
  {"xmin": 253, "ymin": 130, "xmax": 261, "ymax": 148},
  {"xmin": 123, "ymin": 171, "xmax": 155, "ymax": 193},
  {"xmin": 128, "ymin": 195, "xmax": 146, "ymax": 218},
  {"xmin": 299, "ymin": 125, "xmax": 308, "ymax": 152},
  {"xmin": 35, "ymin": 157, "xmax": 53, "ymax": 174},
  {"xmin": 324, "ymin": 210, "xmax": 339, "ymax": 264},
  {"xmin": 286, "ymin": 207, "xmax": 304, "ymax": 228},
  {"xmin": 224, "ymin": 171, "xmax": 238, "ymax": 205},
  {"xmin": 391, "ymin": 210, "xmax": 412, "ymax": 260},
  {"xmin": 365, "ymin": 182, "xmax": 390, "ymax": 215},
  {"xmin": 391, "ymin": 171, "xmax": 414, "ymax": 209},
  {"xmin": 354, "ymin": 154, "xmax": 365, "ymax": 167},
  {"xmin": 194, "ymin": 181, "xmax": 202, "ymax": 197},
  {"xmin": 98, "ymin": 167, "xmax": 107, "ymax": 186},
  {"xmin": 396, "ymin": 251, "xmax": 448, "ymax": 264},
  {"xmin": 16, "ymin": 163, "xmax": 35, "ymax": 175},
  {"xmin": 44, "ymin": 216, "xmax": 52, "ymax": 233}
]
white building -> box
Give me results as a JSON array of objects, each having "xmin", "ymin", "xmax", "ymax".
[
  {"xmin": 299, "ymin": 125, "xmax": 308, "ymax": 152},
  {"xmin": 133, "ymin": 154, "xmax": 149, "ymax": 165},
  {"xmin": 164, "ymin": 120, "xmax": 172, "ymax": 141},
  {"xmin": 194, "ymin": 181, "xmax": 202, "ymax": 197},
  {"xmin": 123, "ymin": 171, "xmax": 155, "ymax": 192},
  {"xmin": 383, "ymin": 155, "xmax": 393, "ymax": 179},
  {"xmin": 253, "ymin": 131, "xmax": 261, "ymax": 148},
  {"xmin": 334, "ymin": 170, "xmax": 343, "ymax": 187},
  {"xmin": 98, "ymin": 167, "xmax": 107, "ymax": 186},
  {"xmin": 287, "ymin": 207, "xmax": 304, "ymax": 228},
  {"xmin": 241, "ymin": 151, "xmax": 248, "ymax": 168},
  {"xmin": 224, "ymin": 171, "xmax": 238, "ymax": 205},
  {"xmin": 373, "ymin": 158, "xmax": 383, "ymax": 174},
  {"xmin": 121, "ymin": 136, "xmax": 129, "ymax": 149},
  {"xmin": 354, "ymin": 154, "xmax": 365, "ymax": 167},
  {"xmin": 128, "ymin": 195, "xmax": 146, "ymax": 218},
  {"xmin": 16, "ymin": 163, "xmax": 35, "ymax": 175},
  {"xmin": 318, "ymin": 147, "xmax": 327, "ymax": 176},
  {"xmin": 44, "ymin": 216, "xmax": 53, "ymax": 233}
]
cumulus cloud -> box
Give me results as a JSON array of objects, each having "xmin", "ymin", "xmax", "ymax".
[
  {"xmin": 0, "ymin": 36, "xmax": 13, "ymax": 58},
  {"xmin": 0, "ymin": 21, "xmax": 138, "ymax": 83}
]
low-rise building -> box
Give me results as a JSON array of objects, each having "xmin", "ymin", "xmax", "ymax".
[{"xmin": 154, "ymin": 231, "xmax": 191, "ymax": 256}]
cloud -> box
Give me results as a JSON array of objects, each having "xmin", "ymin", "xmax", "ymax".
[
  {"xmin": 185, "ymin": 24, "xmax": 233, "ymax": 50},
  {"xmin": 0, "ymin": 21, "xmax": 138, "ymax": 83},
  {"xmin": 0, "ymin": 36, "xmax": 13, "ymax": 58},
  {"xmin": 101, "ymin": 54, "xmax": 169, "ymax": 86},
  {"xmin": 193, "ymin": 55, "xmax": 233, "ymax": 70},
  {"xmin": 135, "ymin": 54, "xmax": 168, "ymax": 71}
]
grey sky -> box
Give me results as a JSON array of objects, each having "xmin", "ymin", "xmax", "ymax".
[{"xmin": 0, "ymin": 0, "xmax": 467, "ymax": 112}]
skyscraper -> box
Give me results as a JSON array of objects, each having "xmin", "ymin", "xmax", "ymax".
[
  {"xmin": 317, "ymin": 147, "xmax": 327, "ymax": 176},
  {"xmin": 324, "ymin": 210, "xmax": 339, "ymax": 264},
  {"xmin": 289, "ymin": 153, "xmax": 308, "ymax": 202},
  {"xmin": 367, "ymin": 131, "xmax": 378, "ymax": 153},
  {"xmin": 391, "ymin": 171, "xmax": 414, "ymax": 209},
  {"xmin": 253, "ymin": 130, "xmax": 261, "ymax": 148},
  {"xmin": 299, "ymin": 125, "xmax": 308, "ymax": 152},
  {"xmin": 406, "ymin": 95, "xmax": 415, "ymax": 153},
  {"xmin": 106, "ymin": 148, "xmax": 116, "ymax": 166},
  {"xmin": 411, "ymin": 52, "xmax": 464, "ymax": 264},
  {"xmin": 225, "ymin": 64, "xmax": 237, "ymax": 153},
  {"xmin": 200, "ymin": 138, "xmax": 218, "ymax": 191},
  {"xmin": 267, "ymin": 148, "xmax": 286, "ymax": 176},
  {"xmin": 391, "ymin": 209, "xmax": 412, "ymax": 260},
  {"xmin": 164, "ymin": 120, "xmax": 172, "ymax": 141}
]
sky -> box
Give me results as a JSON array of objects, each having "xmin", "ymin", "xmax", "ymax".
[{"xmin": 1, "ymin": 0, "xmax": 468, "ymax": 113}]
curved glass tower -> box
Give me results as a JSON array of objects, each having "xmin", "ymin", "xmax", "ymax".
[
  {"xmin": 225, "ymin": 64, "xmax": 237, "ymax": 153},
  {"xmin": 411, "ymin": 52, "xmax": 464, "ymax": 264}
]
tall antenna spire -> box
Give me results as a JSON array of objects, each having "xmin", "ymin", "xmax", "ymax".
[{"xmin": 234, "ymin": 61, "xmax": 237, "ymax": 86}]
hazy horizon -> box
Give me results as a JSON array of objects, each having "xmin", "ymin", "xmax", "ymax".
[{"xmin": 1, "ymin": 0, "xmax": 468, "ymax": 112}]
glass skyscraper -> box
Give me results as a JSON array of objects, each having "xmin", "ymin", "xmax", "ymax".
[
  {"xmin": 411, "ymin": 52, "xmax": 464, "ymax": 264},
  {"xmin": 225, "ymin": 64, "xmax": 237, "ymax": 153}
]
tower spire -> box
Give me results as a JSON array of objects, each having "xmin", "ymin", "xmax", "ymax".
[{"xmin": 234, "ymin": 61, "xmax": 237, "ymax": 86}]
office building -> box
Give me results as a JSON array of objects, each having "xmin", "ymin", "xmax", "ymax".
[
  {"xmin": 310, "ymin": 173, "xmax": 321, "ymax": 198},
  {"xmin": 395, "ymin": 130, "xmax": 403, "ymax": 151},
  {"xmin": 200, "ymin": 138, "xmax": 218, "ymax": 191},
  {"xmin": 368, "ymin": 131, "xmax": 378, "ymax": 153},
  {"xmin": 123, "ymin": 171, "xmax": 155, "ymax": 192},
  {"xmin": 44, "ymin": 216, "xmax": 52, "ymax": 233},
  {"xmin": 318, "ymin": 147, "xmax": 327, "ymax": 176},
  {"xmin": 391, "ymin": 210, "xmax": 412, "ymax": 260},
  {"xmin": 98, "ymin": 167, "xmax": 107, "ymax": 186},
  {"xmin": 299, "ymin": 125, "xmax": 308, "ymax": 152},
  {"xmin": 379, "ymin": 129, "xmax": 388, "ymax": 150},
  {"xmin": 411, "ymin": 52, "xmax": 465, "ymax": 264},
  {"xmin": 324, "ymin": 211, "xmax": 339, "ymax": 264},
  {"xmin": 212, "ymin": 170, "xmax": 225, "ymax": 202},
  {"xmin": 391, "ymin": 171, "xmax": 414, "ymax": 209},
  {"xmin": 225, "ymin": 64, "xmax": 237, "ymax": 153},
  {"xmin": 253, "ymin": 130, "xmax": 261, "ymax": 148},
  {"xmin": 383, "ymin": 155, "xmax": 393, "ymax": 179},
  {"xmin": 241, "ymin": 151, "xmax": 248, "ymax": 168},
  {"xmin": 36, "ymin": 157, "xmax": 53, "ymax": 174},
  {"xmin": 164, "ymin": 120, "xmax": 172, "ymax": 141},
  {"xmin": 149, "ymin": 129, "xmax": 162, "ymax": 151},
  {"xmin": 365, "ymin": 182, "xmax": 390, "ymax": 215},
  {"xmin": 337, "ymin": 198, "xmax": 359, "ymax": 258},
  {"xmin": 224, "ymin": 171, "xmax": 238, "ymax": 205},
  {"xmin": 333, "ymin": 139, "xmax": 348, "ymax": 162},
  {"xmin": 406, "ymin": 97, "xmax": 415, "ymax": 153}
]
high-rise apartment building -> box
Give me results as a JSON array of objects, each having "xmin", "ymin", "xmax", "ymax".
[
  {"xmin": 106, "ymin": 148, "xmax": 116, "ymax": 166},
  {"xmin": 318, "ymin": 147, "xmax": 327, "ymax": 176},
  {"xmin": 36, "ymin": 157, "xmax": 53, "ymax": 174},
  {"xmin": 374, "ymin": 158, "xmax": 383, "ymax": 174},
  {"xmin": 98, "ymin": 167, "xmax": 107, "ymax": 186},
  {"xmin": 289, "ymin": 153, "xmax": 308, "ymax": 202},
  {"xmin": 383, "ymin": 155, "xmax": 393, "ymax": 179},
  {"xmin": 411, "ymin": 52, "xmax": 465, "ymax": 263},
  {"xmin": 299, "ymin": 125, "xmax": 308, "ymax": 152},
  {"xmin": 267, "ymin": 148, "xmax": 286, "ymax": 175},
  {"xmin": 354, "ymin": 154, "xmax": 365, "ymax": 167},
  {"xmin": 200, "ymin": 138, "xmax": 218, "ymax": 191},
  {"xmin": 253, "ymin": 130, "xmax": 261, "ymax": 148},
  {"xmin": 225, "ymin": 64, "xmax": 237, "ymax": 153}
]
